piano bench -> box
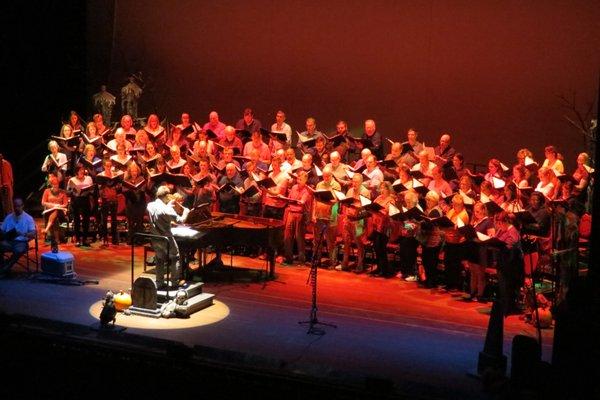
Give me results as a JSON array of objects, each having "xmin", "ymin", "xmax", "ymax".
[{"xmin": 143, "ymin": 244, "xmax": 155, "ymax": 272}]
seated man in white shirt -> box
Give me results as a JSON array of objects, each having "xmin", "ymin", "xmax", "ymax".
[{"xmin": 0, "ymin": 198, "xmax": 37, "ymax": 276}]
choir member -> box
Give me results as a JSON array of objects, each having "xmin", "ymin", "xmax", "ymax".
[
  {"xmin": 479, "ymin": 180, "xmax": 501, "ymax": 204},
  {"xmin": 119, "ymin": 114, "xmax": 137, "ymax": 138},
  {"xmin": 417, "ymin": 191, "xmax": 443, "ymax": 288},
  {"xmin": 243, "ymin": 130, "xmax": 271, "ymax": 163},
  {"xmin": 235, "ymin": 108, "xmax": 262, "ymax": 139},
  {"xmin": 358, "ymin": 119, "xmax": 383, "ymax": 160},
  {"xmin": 411, "ymin": 150, "xmax": 436, "ymax": 187},
  {"xmin": 397, "ymin": 128, "xmax": 423, "ymax": 168},
  {"xmin": 166, "ymin": 145, "xmax": 186, "ymax": 173},
  {"xmin": 572, "ymin": 152, "xmax": 591, "ymax": 202},
  {"xmin": 542, "ymin": 145, "xmax": 564, "ymax": 174},
  {"xmin": 141, "ymin": 142, "xmax": 160, "ymax": 173},
  {"xmin": 449, "ymin": 153, "xmax": 471, "ymax": 190},
  {"xmin": 363, "ymin": 155, "xmax": 384, "ymax": 196},
  {"xmin": 262, "ymin": 156, "xmax": 289, "ymax": 220},
  {"xmin": 67, "ymin": 165, "xmax": 94, "ymax": 246},
  {"xmin": 177, "ymin": 112, "xmax": 201, "ymax": 141},
  {"xmin": 309, "ymin": 136, "xmax": 330, "ymax": 168},
  {"xmin": 396, "ymin": 190, "xmax": 420, "ymax": 281},
  {"xmin": 240, "ymin": 161, "xmax": 262, "ymax": 216},
  {"xmin": 457, "ymin": 175, "xmax": 476, "ymax": 204},
  {"xmin": 165, "ymin": 126, "xmax": 188, "ymax": 153},
  {"xmin": 394, "ymin": 164, "xmax": 414, "ymax": 193},
  {"xmin": 511, "ymin": 164, "xmax": 529, "ymax": 188},
  {"xmin": 331, "ymin": 120, "xmax": 351, "ymax": 162},
  {"xmin": 271, "ymin": 110, "xmax": 292, "ymax": 145},
  {"xmin": 484, "ymin": 159, "xmax": 504, "ymax": 184},
  {"xmin": 515, "ymin": 148, "xmax": 535, "ymax": 185},
  {"xmin": 81, "ymin": 121, "xmax": 102, "ymax": 153},
  {"xmin": 107, "ymin": 128, "xmax": 133, "ymax": 152},
  {"xmin": 428, "ymin": 165, "xmax": 453, "ymax": 198},
  {"xmin": 58, "ymin": 123, "xmax": 80, "ymax": 171},
  {"xmin": 41, "ymin": 173, "xmax": 68, "ymax": 250},
  {"xmin": 325, "ymin": 151, "xmax": 350, "ymax": 187},
  {"xmin": 41, "ymin": 140, "xmax": 68, "ymax": 183},
  {"xmin": 218, "ymin": 126, "xmax": 243, "ymax": 156},
  {"xmin": 190, "ymin": 140, "xmax": 217, "ymax": 165},
  {"xmin": 493, "ymin": 211, "xmax": 523, "ymax": 315},
  {"xmin": 192, "ymin": 160, "xmax": 218, "ymax": 209},
  {"xmin": 202, "ymin": 111, "xmax": 227, "ymax": 141},
  {"xmin": 215, "ymin": 147, "xmax": 240, "ymax": 176},
  {"xmin": 341, "ymin": 173, "xmax": 371, "ymax": 272},
  {"xmin": 93, "ymin": 113, "xmax": 110, "ymax": 136},
  {"xmin": 217, "ymin": 163, "xmax": 243, "ymax": 214},
  {"xmin": 97, "ymin": 158, "xmax": 123, "ymax": 246},
  {"xmin": 122, "ymin": 162, "xmax": 147, "ymax": 244},
  {"xmin": 110, "ymin": 143, "xmax": 132, "ymax": 172},
  {"xmin": 535, "ymin": 167, "xmax": 556, "ymax": 199},
  {"xmin": 385, "ymin": 142, "xmax": 403, "ymax": 166},
  {"xmin": 433, "ymin": 134, "xmax": 457, "ymax": 179},
  {"xmin": 244, "ymin": 148, "xmax": 268, "ymax": 173},
  {"xmin": 282, "ymin": 147, "xmax": 302, "ymax": 173},
  {"xmin": 520, "ymin": 191, "xmax": 551, "ymax": 276},
  {"xmin": 144, "ymin": 114, "xmax": 166, "ymax": 144},
  {"xmin": 313, "ymin": 166, "xmax": 342, "ymax": 267},
  {"xmin": 133, "ymin": 129, "xmax": 150, "ymax": 150},
  {"xmin": 443, "ymin": 194, "xmax": 470, "ymax": 292},
  {"xmin": 369, "ymin": 181, "xmax": 395, "ymax": 277},
  {"xmin": 282, "ymin": 171, "xmax": 312, "ymax": 265},
  {"xmin": 465, "ymin": 202, "xmax": 496, "ymax": 302},
  {"xmin": 67, "ymin": 110, "xmax": 84, "ymax": 134},
  {"xmin": 298, "ymin": 153, "xmax": 321, "ymax": 188},
  {"xmin": 501, "ymin": 183, "xmax": 523, "ymax": 213},
  {"xmin": 297, "ymin": 117, "xmax": 323, "ymax": 153}
]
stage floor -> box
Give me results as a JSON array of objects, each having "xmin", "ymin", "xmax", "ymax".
[{"xmin": 0, "ymin": 235, "xmax": 554, "ymax": 399}]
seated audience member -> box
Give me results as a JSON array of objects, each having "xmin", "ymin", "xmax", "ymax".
[{"xmin": 0, "ymin": 198, "xmax": 37, "ymax": 276}]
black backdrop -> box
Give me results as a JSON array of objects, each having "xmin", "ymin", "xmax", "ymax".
[{"xmin": 3, "ymin": 0, "xmax": 599, "ymax": 198}]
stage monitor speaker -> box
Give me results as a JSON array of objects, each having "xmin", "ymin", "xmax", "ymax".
[{"xmin": 41, "ymin": 251, "xmax": 75, "ymax": 277}]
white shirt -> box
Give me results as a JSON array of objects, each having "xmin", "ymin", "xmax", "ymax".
[
  {"xmin": 41, "ymin": 153, "xmax": 68, "ymax": 172},
  {"xmin": 146, "ymin": 199, "xmax": 189, "ymax": 237},
  {"xmin": 271, "ymin": 122, "xmax": 292, "ymax": 144}
]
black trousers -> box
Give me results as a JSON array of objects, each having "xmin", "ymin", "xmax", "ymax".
[
  {"xmin": 126, "ymin": 202, "xmax": 146, "ymax": 244},
  {"xmin": 71, "ymin": 196, "xmax": 91, "ymax": 242},
  {"xmin": 398, "ymin": 236, "xmax": 418, "ymax": 276},
  {"xmin": 422, "ymin": 246, "xmax": 440, "ymax": 287},
  {"xmin": 100, "ymin": 200, "xmax": 118, "ymax": 243},
  {"xmin": 372, "ymin": 231, "xmax": 390, "ymax": 275},
  {"xmin": 444, "ymin": 242, "xmax": 465, "ymax": 290}
]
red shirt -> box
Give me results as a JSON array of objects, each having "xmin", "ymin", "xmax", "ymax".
[{"xmin": 287, "ymin": 184, "xmax": 312, "ymax": 213}]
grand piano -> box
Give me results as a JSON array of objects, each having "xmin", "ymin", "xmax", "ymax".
[{"xmin": 171, "ymin": 207, "xmax": 284, "ymax": 279}]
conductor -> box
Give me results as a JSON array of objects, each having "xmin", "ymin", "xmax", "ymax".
[{"xmin": 146, "ymin": 185, "xmax": 189, "ymax": 289}]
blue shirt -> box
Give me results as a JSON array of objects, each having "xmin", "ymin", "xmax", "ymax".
[{"xmin": 1, "ymin": 211, "xmax": 36, "ymax": 242}]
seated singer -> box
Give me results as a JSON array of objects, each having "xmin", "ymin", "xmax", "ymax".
[{"xmin": 146, "ymin": 185, "xmax": 190, "ymax": 289}]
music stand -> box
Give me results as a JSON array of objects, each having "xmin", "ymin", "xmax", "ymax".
[{"xmin": 298, "ymin": 223, "xmax": 337, "ymax": 335}]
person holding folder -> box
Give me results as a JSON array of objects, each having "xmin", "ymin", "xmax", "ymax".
[
  {"xmin": 312, "ymin": 166, "xmax": 342, "ymax": 267},
  {"xmin": 67, "ymin": 164, "xmax": 94, "ymax": 246},
  {"xmin": 282, "ymin": 171, "xmax": 312, "ymax": 265},
  {"xmin": 41, "ymin": 173, "xmax": 68, "ymax": 250},
  {"xmin": 340, "ymin": 173, "xmax": 371, "ymax": 272}
]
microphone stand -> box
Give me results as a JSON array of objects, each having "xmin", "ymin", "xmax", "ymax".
[{"xmin": 298, "ymin": 223, "xmax": 337, "ymax": 335}]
